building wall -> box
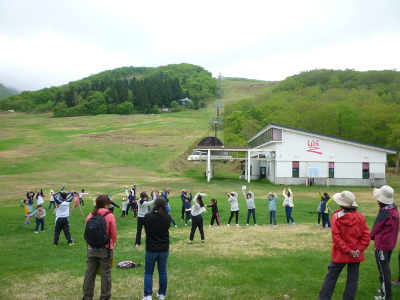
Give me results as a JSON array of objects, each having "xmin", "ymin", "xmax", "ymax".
[{"xmin": 244, "ymin": 127, "xmax": 390, "ymax": 186}]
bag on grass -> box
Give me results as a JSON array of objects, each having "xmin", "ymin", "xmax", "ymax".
[
  {"xmin": 117, "ymin": 261, "xmax": 141, "ymax": 268},
  {"xmin": 84, "ymin": 212, "xmax": 110, "ymax": 247}
]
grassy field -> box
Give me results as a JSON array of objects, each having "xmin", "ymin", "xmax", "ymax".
[{"xmin": 1, "ymin": 78, "xmax": 399, "ymax": 300}]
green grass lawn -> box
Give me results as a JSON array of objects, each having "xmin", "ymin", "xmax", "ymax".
[{"xmin": 1, "ymin": 177, "xmax": 400, "ymax": 299}]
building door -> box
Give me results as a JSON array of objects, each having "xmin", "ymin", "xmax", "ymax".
[{"xmin": 260, "ymin": 167, "xmax": 266, "ymax": 179}]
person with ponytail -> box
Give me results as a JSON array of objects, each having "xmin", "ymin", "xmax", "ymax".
[
  {"xmin": 82, "ymin": 195, "xmax": 117, "ymax": 300},
  {"xmin": 142, "ymin": 197, "xmax": 171, "ymax": 300},
  {"xmin": 135, "ymin": 191, "xmax": 156, "ymax": 247},
  {"xmin": 188, "ymin": 192, "xmax": 207, "ymax": 244}
]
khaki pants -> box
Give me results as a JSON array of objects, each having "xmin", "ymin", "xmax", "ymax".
[
  {"xmin": 82, "ymin": 249, "xmax": 113, "ymax": 300},
  {"xmin": 71, "ymin": 203, "xmax": 84, "ymax": 215}
]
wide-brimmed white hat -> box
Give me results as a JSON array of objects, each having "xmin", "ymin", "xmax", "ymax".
[
  {"xmin": 332, "ymin": 191, "xmax": 358, "ymax": 208},
  {"xmin": 373, "ymin": 185, "xmax": 394, "ymax": 204}
]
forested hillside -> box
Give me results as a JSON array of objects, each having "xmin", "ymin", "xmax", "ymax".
[
  {"xmin": 0, "ymin": 63, "xmax": 217, "ymax": 116},
  {"xmin": 0, "ymin": 83, "xmax": 13, "ymax": 99},
  {"xmin": 222, "ymin": 69, "xmax": 400, "ymax": 167}
]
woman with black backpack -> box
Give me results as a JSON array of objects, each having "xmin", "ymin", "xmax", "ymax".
[
  {"xmin": 142, "ymin": 197, "xmax": 171, "ymax": 300},
  {"xmin": 82, "ymin": 195, "xmax": 117, "ymax": 300}
]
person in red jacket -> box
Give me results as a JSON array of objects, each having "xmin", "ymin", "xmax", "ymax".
[
  {"xmin": 82, "ymin": 195, "xmax": 117, "ymax": 300},
  {"xmin": 318, "ymin": 190, "xmax": 370, "ymax": 300},
  {"xmin": 371, "ymin": 185, "xmax": 399, "ymax": 300}
]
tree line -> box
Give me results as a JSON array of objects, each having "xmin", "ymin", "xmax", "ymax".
[
  {"xmin": 222, "ymin": 69, "xmax": 400, "ymax": 170},
  {"xmin": 0, "ymin": 63, "xmax": 218, "ymax": 116}
]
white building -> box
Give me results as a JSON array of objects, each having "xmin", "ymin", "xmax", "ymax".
[{"xmin": 242, "ymin": 123, "xmax": 397, "ymax": 186}]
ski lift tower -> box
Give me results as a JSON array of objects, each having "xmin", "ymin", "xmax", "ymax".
[
  {"xmin": 216, "ymin": 72, "xmax": 224, "ymax": 99},
  {"xmin": 210, "ymin": 101, "xmax": 223, "ymax": 140}
]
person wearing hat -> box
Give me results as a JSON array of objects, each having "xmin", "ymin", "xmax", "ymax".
[
  {"xmin": 318, "ymin": 191, "xmax": 370, "ymax": 300},
  {"xmin": 135, "ymin": 191, "xmax": 156, "ymax": 246},
  {"xmin": 371, "ymin": 185, "xmax": 399, "ymax": 300}
]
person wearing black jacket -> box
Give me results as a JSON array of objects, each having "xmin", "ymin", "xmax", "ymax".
[
  {"xmin": 142, "ymin": 197, "xmax": 171, "ymax": 300},
  {"xmin": 206, "ymin": 198, "xmax": 220, "ymax": 227},
  {"xmin": 180, "ymin": 190, "xmax": 192, "ymax": 221}
]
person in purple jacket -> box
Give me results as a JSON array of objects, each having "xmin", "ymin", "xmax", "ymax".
[{"xmin": 371, "ymin": 185, "xmax": 399, "ymax": 300}]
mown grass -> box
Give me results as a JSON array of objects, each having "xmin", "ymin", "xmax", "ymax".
[
  {"xmin": 1, "ymin": 181, "xmax": 399, "ymax": 300},
  {"xmin": 1, "ymin": 78, "xmax": 399, "ymax": 299}
]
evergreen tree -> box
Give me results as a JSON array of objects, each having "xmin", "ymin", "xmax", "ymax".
[{"xmin": 136, "ymin": 85, "xmax": 150, "ymax": 113}]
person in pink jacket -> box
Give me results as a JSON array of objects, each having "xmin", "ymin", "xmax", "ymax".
[
  {"xmin": 318, "ymin": 191, "xmax": 370, "ymax": 300},
  {"xmin": 371, "ymin": 185, "xmax": 399, "ymax": 300},
  {"xmin": 82, "ymin": 195, "xmax": 117, "ymax": 300}
]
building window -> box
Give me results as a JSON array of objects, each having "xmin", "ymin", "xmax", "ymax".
[
  {"xmin": 241, "ymin": 165, "xmax": 252, "ymax": 175},
  {"xmin": 362, "ymin": 162, "xmax": 369, "ymax": 179},
  {"xmin": 249, "ymin": 128, "xmax": 282, "ymax": 148},
  {"xmin": 329, "ymin": 162, "xmax": 334, "ymax": 178},
  {"xmin": 292, "ymin": 161, "xmax": 299, "ymax": 178}
]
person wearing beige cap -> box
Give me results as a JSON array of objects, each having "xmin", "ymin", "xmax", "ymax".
[
  {"xmin": 371, "ymin": 185, "xmax": 399, "ymax": 300},
  {"xmin": 318, "ymin": 191, "xmax": 370, "ymax": 300}
]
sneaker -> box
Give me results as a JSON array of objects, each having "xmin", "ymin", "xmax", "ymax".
[
  {"xmin": 185, "ymin": 224, "xmax": 187, "ymax": 226},
  {"xmin": 209, "ymin": 225, "xmax": 212, "ymax": 227},
  {"xmin": 135, "ymin": 244, "xmax": 139, "ymax": 247},
  {"xmin": 317, "ymin": 223, "xmax": 320, "ymax": 226},
  {"xmin": 201, "ymin": 241, "xmax": 204, "ymax": 243},
  {"xmin": 255, "ymin": 224, "xmax": 258, "ymax": 226},
  {"xmin": 273, "ymin": 225, "xmax": 277, "ymax": 227},
  {"xmin": 374, "ymin": 296, "xmax": 384, "ymax": 300},
  {"xmin": 34, "ymin": 231, "xmax": 38, "ymax": 233},
  {"xmin": 286, "ymin": 223, "xmax": 289, "ymax": 226},
  {"xmin": 69, "ymin": 243, "xmax": 75, "ymax": 245},
  {"xmin": 393, "ymin": 279, "xmax": 400, "ymax": 285},
  {"xmin": 246, "ymin": 224, "xmax": 249, "ymax": 226},
  {"xmin": 326, "ymin": 227, "xmax": 331, "ymax": 230},
  {"xmin": 187, "ymin": 242, "xmax": 192, "ymax": 244},
  {"xmin": 41, "ymin": 230, "xmax": 45, "ymax": 232},
  {"xmin": 142, "ymin": 296, "xmax": 153, "ymax": 300},
  {"xmin": 156, "ymin": 293, "xmax": 165, "ymax": 300},
  {"xmin": 320, "ymin": 227, "xmax": 326, "ymax": 229},
  {"xmin": 227, "ymin": 224, "xmax": 230, "ymax": 226},
  {"xmin": 268, "ymin": 224, "xmax": 272, "ymax": 226},
  {"xmin": 236, "ymin": 224, "xmax": 239, "ymax": 226},
  {"xmin": 292, "ymin": 222, "xmax": 296, "ymax": 226},
  {"xmin": 189, "ymin": 219, "xmax": 192, "ymax": 222},
  {"xmin": 53, "ymin": 244, "xmax": 57, "ymax": 246},
  {"xmin": 174, "ymin": 225, "xmax": 177, "ymax": 227}
]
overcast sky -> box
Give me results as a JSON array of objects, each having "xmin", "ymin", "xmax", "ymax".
[{"xmin": 0, "ymin": 0, "xmax": 399, "ymax": 92}]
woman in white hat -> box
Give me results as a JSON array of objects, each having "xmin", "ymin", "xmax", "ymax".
[
  {"xmin": 318, "ymin": 191, "xmax": 370, "ymax": 300},
  {"xmin": 371, "ymin": 185, "xmax": 399, "ymax": 300}
]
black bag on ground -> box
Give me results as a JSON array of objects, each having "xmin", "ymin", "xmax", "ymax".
[{"xmin": 84, "ymin": 212, "xmax": 110, "ymax": 247}]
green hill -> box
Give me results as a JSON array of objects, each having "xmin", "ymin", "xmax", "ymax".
[
  {"xmin": 0, "ymin": 63, "xmax": 218, "ymax": 115},
  {"xmin": 0, "ymin": 82, "xmax": 13, "ymax": 99}
]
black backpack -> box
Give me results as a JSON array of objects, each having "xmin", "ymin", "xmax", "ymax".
[{"xmin": 84, "ymin": 212, "xmax": 110, "ymax": 247}]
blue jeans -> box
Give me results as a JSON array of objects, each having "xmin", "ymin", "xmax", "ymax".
[
  {"xmin": 247, "ymin": 208, "xmax": 256, "ymax": 224},
  {"xmin": 144, "ymin": 251, "xmax": 169, "ymax": 297},
  {"xmin": 35, "ymin": 218, "xmax": 45, "ymax": 231},
  {"xmin": 285, "ymin": 206, "xmax": 294, "ymax": 223},
  {"xmin": 269, "ymin": 210, "xmax": 276, "ymax": 225},
  {"xmin": 322, "ymin": 212, "xmax": 330, "ymax": 228}
]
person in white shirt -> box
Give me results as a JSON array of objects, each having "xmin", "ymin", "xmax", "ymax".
[
  {"xmin": 282, "ymin": 188, "xmax": 295, "ymax": 225},
  {"xmin": 227, "ymin": 192, "xmax": 239, "ymax": 226},
  {"xmin": 242, "ymin": 189, "xmax": 257, "ymax": 226},
  {"xmin": 188, "ymin": 193, "xmax": 207, "ymax": 244},
  {"xmin": 53, "ymin": 190, "xmax": 74, "ymax": 245}
]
